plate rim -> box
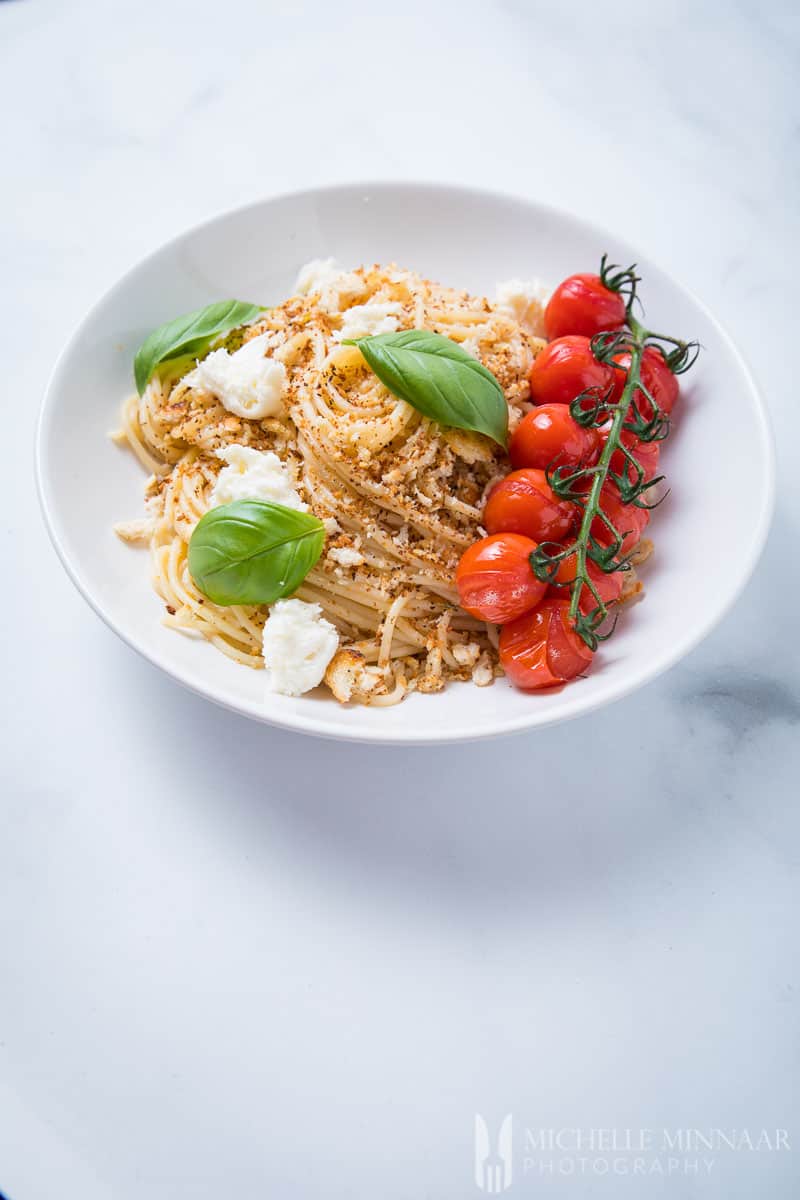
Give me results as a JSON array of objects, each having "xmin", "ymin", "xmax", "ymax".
[{"xmin": 35, "ymin": 179, "xmax": 777, "ymax": 744}]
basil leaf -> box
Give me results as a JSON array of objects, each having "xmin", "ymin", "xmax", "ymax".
[
  {"xmin": 346, "ymin": 329, "xmax": 508, "ymax": 447},
  {"xmin": 188, "ymin": 500, "xmax": 325, "ymax": 606},
  {"xmin": 134, "ymin": 299, "xmax": 262, "ymax": 395}
]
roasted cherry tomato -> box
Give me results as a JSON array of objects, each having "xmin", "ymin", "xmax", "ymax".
[
  {"xmin": 529, "ymin": 336, "xmax": 615, "ymax": 409},
  {"xmin": 484, "ymin": 469, "xmax": 576, "ymax": 543},
  {"xmin": 510, "ymin": 404, "xmax": 600, "ymax": 472},
  {"xmin": 544, "ymin": 273, "xmax": 626, "ymax": 341},
  {"xmin": 591, "ymin": 485, "xmax": 650, "ymax": 555},
  {"xmin": 612, "ymin": 345, "xmax": 679, "ymax": 419},
  {"xmin": 552, "ymin": 552, "xmax": 624, "ymax": 614},
  {"xmin": 456, "ymin": 533, "xmax": 546, "ymax": 624},
  {"xmin": 604, "ymin": 427, "xmax": 661, "ymax": 486},
  {"xmin": 499, "ymin": 597, "xmax": 593, "ymax": 690}
]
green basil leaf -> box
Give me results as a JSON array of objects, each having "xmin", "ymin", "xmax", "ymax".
[
  {"xmin": 134, "ymin": 299, "xmax": 262, "ymax": 395},
  {"xmin": 188, "ymin": 500, "xmax": 325, "ymax": 606},
  {"xmin": 345, "ymin": 329, "xmax": 508, "ymax": 447}
]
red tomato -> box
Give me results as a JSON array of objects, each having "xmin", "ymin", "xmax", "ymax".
[
  {"xmin": 484, "ymin": 469, "xmax": 576, "ymax": 543},
  {"xmin": 612, "ymin": 345, "xmax": 679, "ymax": 419},
  {"xmin": 499, "ymin": 597, "xmax": 593, "ymax": 690},
  {"xmin": 544, "ymin": 273, "xmax": 626, "ymax": 341},
  {"xmin": 529, "ymin": 336, "xmax": 614, "ymax": 408},
  {"xmin": 591, "ymin": 485, "xmax": 650, "ymax": 555},
  {"xmin": 456, "ymin": 533, "xmax": 546, "ymax": 624},
  {"xmin": 553, "ymin": 552, "xmax": 624, "ymax": 614},
  {"xmin": 509, "ymin": 404, "xmax": 600, "ymax": 472},
  {"xmin": 604, "ymin": 428, "xmax": 661, "ymax": 485}
]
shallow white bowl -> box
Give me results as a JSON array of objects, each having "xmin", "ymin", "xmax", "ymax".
[{"xmin": 37, "ymin": 182, "xmax": 774, "ymax": 743}]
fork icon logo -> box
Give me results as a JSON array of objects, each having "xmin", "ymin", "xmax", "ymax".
[{"xmin": 474, "ymin": 1113, "xmax": 513, "ymax": 1193}]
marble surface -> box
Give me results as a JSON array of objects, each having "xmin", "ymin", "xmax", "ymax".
[{"xmin": 2, "ymin": 0, "xmax": 798, "ymax": 1196}]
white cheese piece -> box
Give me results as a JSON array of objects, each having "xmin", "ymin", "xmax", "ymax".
[
  {"xmin": 262, "ymin": 599, "xmax": 339, "ymax": 697},
  {"xmin": 336, "ymin": 301, "xmax": 402, "ymax": 341},
  {"xmin": 113, "ymin": 518, "xmax": 154, "ymax": 544},
  {"xmin": 184, "ymin": 334, "xmax": 287, "ymax": 420},
  {"xmin": 113, "ymin": 494, "xmax": 162, "ymax": 543},
  {"xmin": 452, "ymin": 641, "xmax": 481, "ymax": 667},
  {"xmin": 494, "ymin": 278, "xmax": 550, "ymax": 336},
  {"xmin": 294, "ymin": 257, "xmax": 341, "ymax": 294},
  {"xmin": 294, "ymin": 258, "xmax": 366, "ymax": 312},
  {"xmin": 324, "ymin": 647, "xmax": 380, "ymax": 703},
  {"xmin": 210, "ymin": 445, "xmax": 307, "ymax": 511},
  {"xmin": 328, "ymin": 546, "xmax": 364, "ymax": 567},
  {"xmin": 472, "ymin": 654, "xmax": 495, "ymax": 687}
]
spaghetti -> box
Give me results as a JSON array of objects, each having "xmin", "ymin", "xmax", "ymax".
[{"xmin": 114, "ymin": 264, "xmax": 547, "ymax": 704}]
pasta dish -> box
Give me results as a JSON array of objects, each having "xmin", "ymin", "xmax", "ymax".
[{"xmin": 115, "ymin": 252, "xmax": 683, "ymax": 705}]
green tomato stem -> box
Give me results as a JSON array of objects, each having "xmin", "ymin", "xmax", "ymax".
[{"xmin": 567, "ymin": 322, "xmax": 648, "ymax": 628}]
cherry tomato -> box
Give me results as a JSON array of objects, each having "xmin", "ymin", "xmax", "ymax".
[
  {"xmin": 612, "ymin": 345, "xmax": 679, "ymax": 419},
  {"xmin": 544, "ymin": 273, "xmax": 626, "ymax": 341},
  {"xmin": 484, "ymin": 469, "xmax": 576, "ymax": 543},
  {"xmin": 529, "ymin": 335, "xmax": 615, "ymax": 409},
  {"xmin": 499, "ymin": 597, "xmax": 593, "ymax": 690},
  {"xmin": 604, "ymin": 427, "xmax": 661, "ymax": 486},
  {"xmin": 591, "ymin": 485, "xmax": 650, "ymax": 555},
  {"xmin": 552, "ymin": 552, "xmax": 624, "ymax": 614},
  {"xmin": 456, "ymin": 533, "xmax": 547, "ymax": 624},
  {"xmin": 510, "ymin": 404, "xmax": 600, "ymax": 472}
]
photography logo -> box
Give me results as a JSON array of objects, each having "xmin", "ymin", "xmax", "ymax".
[{"xmin": 475, "ymin": 1114, "xmax": 513, "ymax": 1193}]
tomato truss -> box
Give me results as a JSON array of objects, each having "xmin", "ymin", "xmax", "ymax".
[{"xmin": 529, "ymin": 262, "xmax": 700, "ymax": 649}]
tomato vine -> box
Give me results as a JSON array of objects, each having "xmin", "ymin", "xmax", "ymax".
[{"xmin": 529, "ymin": 261, "xmax": 700, "ymax": 649}]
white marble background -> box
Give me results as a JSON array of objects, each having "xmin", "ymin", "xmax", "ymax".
[{"xmin": 1, "ymin": 0, "xmax": 798, "ymax": 1196}]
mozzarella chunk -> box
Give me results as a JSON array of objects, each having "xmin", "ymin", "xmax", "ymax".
[
  {"xmin": 185, "ymin": 334, "xmax": 287, "ymax": 420},
  {"xmin": 472, "ymin": 657, "xmax": 495, "ymax": 687},
  {"xmin": 113, "ymin": 517, "xmax": 154, "ymax": 544},
  {"xmin": 336, "ymin": 302, "xmax": 402, "ymax": 341},
  {"xmin": 262, "ymin": 600, "xmax": 339, "ymax": 696},
  {"xmin": 324, "ymin": 647, "xmax": 380, "ymax": 704},
  {"xmin": 210, "ymin": 445, "xmax": 307, "ymax": 510},
  {"xmin": 294, "ymin": 258, "xmax": 366, "ymax": 312},
  {"xmin": 494, "ymin": 278, "xmax": 550, "ymax": 335},
  {"xmin": 452, "ymin": 641, "xmax": 481, "ymax": 667},
  {"xmin": 328, "ymin": 546, "xmax": 364, "ymax": 567}
]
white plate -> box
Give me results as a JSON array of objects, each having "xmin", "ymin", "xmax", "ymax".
[{"xmin": 36, "ymin": 182, "xmax": 775, "ymax": 743}]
